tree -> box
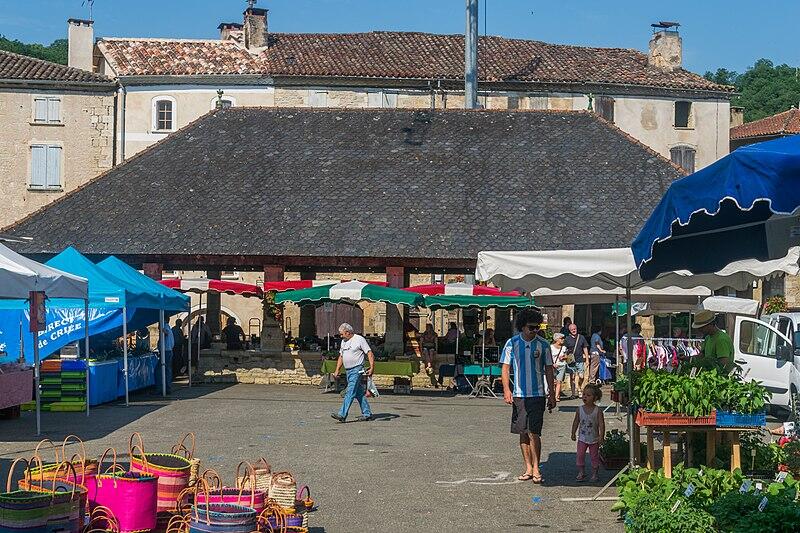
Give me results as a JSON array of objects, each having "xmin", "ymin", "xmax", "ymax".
[
  {"xmin": 706, "ymin": 59, "xmax": 800, "ymax": 122},
  {"xmin": 0, "ymin": 35, "xmax": 68, "ymax": 65}
]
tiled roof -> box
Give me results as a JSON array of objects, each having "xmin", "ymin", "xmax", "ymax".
[
  {"xmin": 730, "ymin": 108, "xmax": 800, "ymax": 140},
  {"xmin": 5, "ymin": 108, "xmax": 684, "ymax": 261},
  {"xmin": 98, "ymin": 32, "xmax": 731, "ymax": 93},
  {"xmin": 0, "ymin": 49, "xmax": 112, "ymax": 84}
]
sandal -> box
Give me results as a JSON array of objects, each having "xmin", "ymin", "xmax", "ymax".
[
  {"xmin": 531, "ymin": 474, "xmax": 543, "ymax": 484},
  {"xmin": 576, "ymin": 472, "xmax": 586, "ymax": 482},
  {"xmin": 517, "ymin": 473, "xmax": 534, "ymax": 481}
]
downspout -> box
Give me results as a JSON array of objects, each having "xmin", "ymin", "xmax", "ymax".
[
  {"xmin": 111, "ymin": 84, "xmax": 119, "ymax": 166},
  {"xmin": 118, "ymin": 84, "xmax": 127, "ymax": 162}
]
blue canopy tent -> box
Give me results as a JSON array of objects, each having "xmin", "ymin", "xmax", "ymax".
[
  {"xmin": 97, "ymin": 256, "xmax": 190, "ymax": 396},
  {"xmin": 633, "ymin": 135, "xmax": 800, "ymax": 280}
]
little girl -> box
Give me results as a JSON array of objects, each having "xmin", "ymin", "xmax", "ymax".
[{"xmin": 571, "ymin": 384, "xmax": 605, "ymax": 482}]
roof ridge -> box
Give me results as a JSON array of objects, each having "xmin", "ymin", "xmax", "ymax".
[
  {"xmin": 100, "ymin": 37, "xmax": 232, "ymax": 44},
  {"xmin": 780, "ymin": 108, "xmax": 798, "ymax": 133}
]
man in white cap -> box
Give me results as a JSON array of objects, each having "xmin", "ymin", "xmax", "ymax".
[{"xmin": 692, "ymin": 310, "xmax": 734, "ymax": 372}]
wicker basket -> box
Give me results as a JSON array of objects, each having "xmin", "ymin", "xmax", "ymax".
[
  {"xmin": 268, "ymin": 472, "xmax": 297, "ymax": 511},
  {"xmin": 635, "ymin": 409, "xmax": 716, "ymax": 427},
  {"xmin": 238, "ymin": 457, "xmax": 272, "ymax": 495},
  {"xmin": 171, "ymin": 433, "xmax": 200, "ymax": 487}
]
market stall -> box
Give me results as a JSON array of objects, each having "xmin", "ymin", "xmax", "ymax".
[{"xmin": 0, "ymin": 242, "xmax": 88, "ymax": 434}]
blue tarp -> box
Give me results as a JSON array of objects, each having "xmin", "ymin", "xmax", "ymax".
[
  {"xmin": 46, "ymin": 247, "xmax": 127, "ymax": 308},
  {"xmin": 97, "ymin": 257, "xmax": 189, "ymax": 312},
  {"xmin": 633, "ymin": 135, "xmax": 800, "ymax": 280}
]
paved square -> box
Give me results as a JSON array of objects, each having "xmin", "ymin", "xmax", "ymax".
[{"xmin": 0, "ymin": 384, "xmax": 624, "ymax": 532}]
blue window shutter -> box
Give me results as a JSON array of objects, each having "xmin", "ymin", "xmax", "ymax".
[
  {"xmin": 30, "ymin": 145, "xmax": 46, "ymax": 187},
  {"xmin": 46, "ymin": 146, "xmax": 61, "ymax": 188}
]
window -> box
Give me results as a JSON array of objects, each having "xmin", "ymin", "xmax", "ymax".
[
  {"xmin": 738, "ymin": 320, "xmax": 790, "ymax": 358},
  {"xmin": 507, "ymin": 96, "xmax": 520, "ymax": 110},
  {"xmin": 674, "ymin": 101, "xmax": 692, "ymax": 128},
  {"xmin": 32, "ymin": 96, "xmax": 61, "ymax": 124},
  {"xmin": 527, "ymin": 95, "xmax": 548, "ymax": 110},
  {"xmin": 30, "ymin": 145, "xmax": 62, "ymax": 189},
  {"xmin": 152, "ymin": 97, "xmax": 176, "ymax": 131},
  {"xmin": 309, "ymin": 90, "xmax": 328, "ymax": 108},
  {"xmin": 595, "ymin": 96, "xmax": 615, "ymax": 123},
  {"xmin": 367, "ymin": 90, "xmax": 398, "ymax": 109},
  {"xmin": 221, "ymin": 271, "xmax": 239, "ymax": 280},
  {"xmin": 670, "ymin": 145, "xmax": 696, "ymax": 173}
]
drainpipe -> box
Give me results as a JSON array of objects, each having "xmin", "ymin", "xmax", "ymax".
[
  {"xmin": 118, "ymin": 84, "xmax": 127, "ymax": 162},
  {"xmin": 464, "ymin": 0, "xmax": 479, "ymax": 109}
]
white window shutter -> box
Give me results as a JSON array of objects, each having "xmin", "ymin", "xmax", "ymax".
[
  {"xmin": 383, "ymin": 92, "xmax": 398, "ymax": 108},
  {"xmin": 48, "ymin": 98, "xmax": 61, "ymax": 123},
  {"xmin": 367, "ymin": 91, "xmax": 382, "ymax": 108},
  {"xmin": 46, "ymin": 146, "xmax": 61, "ymax": 188},
  {"xmin": 30, "ymin": 146, "xmax": 47, "ymax": 187},
  {"xmin": 34, "ymin": 99, "xmax": 48, "ymax": 122}
]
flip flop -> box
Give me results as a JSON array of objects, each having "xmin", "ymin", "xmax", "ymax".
[
  {"xmin": 531, "ymin": 474, "xmax": 543, "ymax": 484},
  {"xmin": 517, "ymin": 473, "xmax": 534, "ymax": 481}
]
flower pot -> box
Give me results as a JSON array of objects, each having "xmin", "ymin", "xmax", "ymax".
[{"xmin": 635, "ymin": 409, "xmax": 716, "ymax": 427}]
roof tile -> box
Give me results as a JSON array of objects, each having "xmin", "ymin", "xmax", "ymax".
[
  {"xmin": 730, "ymin": 108, "xmax": 800, "ymax": 140},
  {"xmin": 0, "ymin": 49, "xmax": 112, "ymax": 84}
]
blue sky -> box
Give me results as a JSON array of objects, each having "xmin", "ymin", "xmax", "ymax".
[{"xmin": 3, "ymin": 0, "xmax": 798, "ymax": 74}]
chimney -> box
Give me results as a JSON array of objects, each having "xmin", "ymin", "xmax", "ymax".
[
  {"xmin": 648, "ymin": 21, "xmax": 682, "ymax": 71},
  {"xmin": 243, "ymin": 7, "xmax": 268, "ymax": 51},
  {"xmin": 67, "ymin": 18, "xmax": 94, "ymax": 71},
  {"xmin": 218, "ymin": 22, "xmax": 243, "ymax": 41}
]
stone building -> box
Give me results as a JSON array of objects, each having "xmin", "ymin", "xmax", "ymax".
[
  {"xmin": 0, "ymin": 27, "xmax": 117, "ymax": 229},
  {"xmin": 731, "ymin": 108, "xmax": 800, "ymax": 307},
  {"xmin": 77, "ymin": 6, "xmax": 733, "ymax": 171}
]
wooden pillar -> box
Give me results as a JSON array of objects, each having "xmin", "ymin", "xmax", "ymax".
[
  {"xmin": 263, "ymin": 264, "xmax": 285, "ymax": 327},
  {"xmin": 706, "ymin": 429, "xmax": 716, "ymax": 467},
  {"xmin": 299, "ymin": 271, "xmax": 317, "ymax": 338},
  {"xmin": 646, "ymin": 428, "xmax": 655, "ymax": 470},
  {"xmin": 142, "ymin": 262, "xmax": 163, "ymax": 280},
  {"xmin": 731, "ymin": 432, "xmax": 741, "ymax": 473},
  {"xmin": 633, "ymin": 423, "xmax": 642, "ymax": 465},
  {"xmin": 687, "ymin": 432, "xmax": 694, "ymax": 467},
  {"xmin": 206, "ymin": 269, "xmax": 222, "ymax": 335},
  {"xmin": 662, "ymin": 430, "xmax": 672, "ymax": 478},
  {"xmin": 385, "ymin": 266, "xmax": 405, "ymax": 356}
]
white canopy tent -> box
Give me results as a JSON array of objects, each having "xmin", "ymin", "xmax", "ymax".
[
  {"xmin": 626, "ymin": 296, "xmax": 760, "ymax": 318},
  {"xmin": 0, "ymin": 243, "xmax": 89, "ymax": 435},
  {"xmin": 476, "ymin": 246, "xmax": 800, "ymax": 465}
]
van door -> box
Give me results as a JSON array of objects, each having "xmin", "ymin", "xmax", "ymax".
[{"xmin": 733, "ymin": 316, "xmax": 794, "ymax": 408}]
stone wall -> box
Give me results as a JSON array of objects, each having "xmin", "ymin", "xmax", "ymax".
[
  {"xmin": 199, "ymin": 349, "xmax": 455, "ymax": 389},
  {"xmin": 0, "ymin": 88, "xmax": 115, "ymax": 228}
]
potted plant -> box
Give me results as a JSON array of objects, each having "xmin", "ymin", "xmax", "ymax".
[{"xmin": 599, "ymin": 429, "xmax": 644, "ymax": 470}]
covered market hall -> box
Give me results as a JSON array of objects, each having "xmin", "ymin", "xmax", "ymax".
[{"xmin": 3, "ymin": 106, "xmax": 685, "ymax": 388}]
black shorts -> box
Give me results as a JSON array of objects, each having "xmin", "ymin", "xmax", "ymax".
[{"xmin": 511, "ymin": 397, "xmax": 546, "ymax": 435}]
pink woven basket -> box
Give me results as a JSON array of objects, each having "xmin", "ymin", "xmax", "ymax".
[
  {"xmin": 88, "ymin": 448, "xmax": 158, "ymax": 533},
  {"xmin": 194, "ymin": 464, "xmax": 266, "ymax": 513}
]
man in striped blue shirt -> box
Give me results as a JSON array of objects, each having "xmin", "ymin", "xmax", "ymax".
[{"xmin": 501, "ymin": 308, "xmax": 555, "ymax": 484}]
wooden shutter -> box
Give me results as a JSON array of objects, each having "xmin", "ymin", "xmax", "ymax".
[
  {"xmin": 382, "ymin": 92, "xmax": 398, "ymax": 108},
  {"xmin": 367, "ymin": 91, "xmax": 382, "ymax": 108},
  {"xmin": 596, "ymin": 96, "xmax": 615, "ymax": 123},
  {"xmin": 46, "ymin": 146, "xmax": 62, "ymax": 188},
  {"xmin": 670, "ymin": 146, "xmax": 696, "ymax": 173},
  {"xmin": 30, "ymin": 145, "xmax": 47, "ymax": 187},
  {"xmin": 34, "ymin": 98, "xmax": 48, "ymax": 122},
  {"xmin": 47, "ymin": 98, "xmax": 61, "ymax": 123}
]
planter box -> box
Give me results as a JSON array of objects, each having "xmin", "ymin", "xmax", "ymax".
[
  {"xmin": 611, "ymin": 390, "xmax": 630, "ymax": 406},
  {"xmin": 600, "ymin": 453, "xmax": 628, "ymax": 470},
  {"xmin": 716, "ymin": 410, "xmax": 766, "ymax": 428},
  {"xmin": 636, "ymin": 408, "xmax": 716, "ymax": 427}
]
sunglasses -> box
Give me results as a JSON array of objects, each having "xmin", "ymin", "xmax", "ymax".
[{"xmin": 524, "ymin": 324, "xmax": 539, "ymax": 330}]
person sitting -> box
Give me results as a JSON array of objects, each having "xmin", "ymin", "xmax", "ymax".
[
  {"xmin": 221, "ymin": 317, "xmax": 245, "ymax": 350},
  {"xmin": 484, "ymin": 328, "xmax": 497, "ymax": 347},
  {"xmin": 445, "ymin": 322, "xmax": 459, "ymax": 343},
  {"xmin": 420, "ymin": 323, "xmax": 438, "ymax": 374}
]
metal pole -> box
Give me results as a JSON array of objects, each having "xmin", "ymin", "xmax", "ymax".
[
  {"xmin": 123, "ymin": 306, "xmax": 129, "ymax": 406},
  {"xmin": 455, "ymin": 310, "xmax": 460, "ymax": 357},
  {"xmin": 34, "ymin": 325, "xmax": 41, "ymax": 436},
  {"xmin": 159, "ymin": 309, "xmax": 167, "ymax": 397},
  {"xmin": 187, "ymin": 309, "xmax": 192, "ymax": 386},
  {"xmin": 625, "ymin": 277, "xmax": 635, "ymax": 466},
  {"xmin": 464, "ymin": 0, "xmax": 479, "ymax": 109},
  {"xmin": 192, "ymin": 293, "xmax": 200, "ymax": 388},
  {"xmin": 84, "ymin": 299, "xmax": 90, "ymax": 417},
  {"xmin": 615, "ymin": 295, "xmax": 620, "ymax": 417}
]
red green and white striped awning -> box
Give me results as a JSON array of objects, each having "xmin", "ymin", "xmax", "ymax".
[
  {"xmin": 404, "ymin": 282, "xmax": 521, "ymax": 296},
  {"xmin": 160, "ymin": 278, "xmax": 263, "ymax": 298},
  {"xmin": 264, "ymin": 280, "xmax": 389, "ymax": 291}
]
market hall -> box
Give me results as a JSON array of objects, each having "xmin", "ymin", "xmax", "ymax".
[{"xmin": 2, "ymin": 106, "xmax": 685, "ymax": 391}]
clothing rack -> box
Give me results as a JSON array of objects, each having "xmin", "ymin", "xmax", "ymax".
[{"xmin": 644, "ymin": 337, "xmax": 703, "ymax": 342}]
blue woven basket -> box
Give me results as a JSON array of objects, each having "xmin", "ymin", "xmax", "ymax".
[{"xmin": 715, "ymin": 410, "xmax": 766, "ymax": 427}]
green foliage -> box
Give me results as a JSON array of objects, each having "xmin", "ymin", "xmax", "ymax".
[
  {"xmin": 613, "ymin": 375, "xmax": 629, "ymax": 392},
  {"xmin": 764, "ymin": 295, "xmax": 789, "ymax": 315},
  {"xmin": 705, "ymin": 59, "xmax": 800, "ymax": 122},
  {"xmin": 783, "ymin": 440, "xmax": 800, "ymax": 477},
  {"xmin": 600, "ymin": 429, "xmax": 646, "ymax": 459},
  {"xmin": 739, "ymin": 432, "xmax": 787, "ymax": 474},
  {"xmin": 0, "ymin": 35, "xmax": 68, "ymax": 64},
  {"xmin": 709, "ymin": 490, "xmax": 800, "ymax": 532},
  {"xmin": 633, "ymin": 369, "xmax": 770, "ymax": 416},
  {"xmin": 624, "ymin": 492, "xmax": 715, "ymax": 533}
]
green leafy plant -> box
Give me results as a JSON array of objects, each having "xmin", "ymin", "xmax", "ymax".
[
  {"xmin": 764, "ymin": 295, "xmax": 789, "ymax": 315},
  {"xmin": 783, "ymin": 440, "xmax": 800, "ymax": 477},
  {"xmin": 599, "ymin": 429, "xmax": 646, "ymax": 459},
  {"xmin": 613, "ymin": 375, "xmax": 629, "ymax": 392},
  {"xmin": 709, "ymin": 489, "xmax": 800, "ymax": 532},
  {"xmin": 739, "ymin": 432, "xmax": 787, "ymax": 474},
  {"xmin": 624, "ymin": 492, "xmax": 715, "ymax": 533}
]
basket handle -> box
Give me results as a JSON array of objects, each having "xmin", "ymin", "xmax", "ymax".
[
  {"xmin": 33, "ymin": 438, "xmax": 61, "ymax": 465},
  {"xmin": 192, "ymin": 477, "xmax": 213, "ymax": 524},
  {"xmin": 235, "ymin": 461, "xmax": 256, "ymax": 508},
  {"xmin": 66, "ymin": 453, "xmax": 87, "ymax": 485},
  {"xmin": 254, "ymin": 456, "xmax": 272, "ymax": 474},
  {"xmin": 6, "ymin": 457, "xmax": 31, "ymax": 493},
  {"xmin": 174, "ymin": 487, "xmax": 196, "ymax": 515},
  {"xmin": 271, "ymin": 471, "xmax": 295, "ymax": 487},
  {"xmin": 200, "ymin": 468, "xmax": 222, "ymax": 491},
  {"xmin": 258, "ymin": 502, "xmax": 287, "ymax": 533},
  {"xmin": 171, "ymin": 432, "xmax": 196, "ymax": 459},
  {"xmin": 296, "ymin": 485, "xmax": 310, "ymax": 500},
  {"xmin": 85, "ymin": 505, "xmax": 120, "ymax": 533},
  {"xmin": 26, "ymin": 452, "xmax": 48, "ymax": 489},
  {"xmin": 61, "ymin": 434, "xmax": 87, "ymax": 467},
  {"xmin": 51, "ymin": 460, "xmax": 80, "ymax": 500},
  {"xmin": 96, "ymin": 447, "xmax": 120, "ymax": 488},
  {"xmin": 128, "ymin": 432, "xmax": 148, "ymax": 469},
  {"xmin": 165, "ymin": 514, "xmax": 189, "ymax": 533}
]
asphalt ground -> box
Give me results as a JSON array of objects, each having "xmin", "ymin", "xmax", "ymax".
[{"xmin": 0, "ymin": 383, "xmax": 625, "ymax": 532}]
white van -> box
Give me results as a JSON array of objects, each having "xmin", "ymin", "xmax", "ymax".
[{"xmin": 733, "ymin": 314, "xmax": 800, "ymax": 411}]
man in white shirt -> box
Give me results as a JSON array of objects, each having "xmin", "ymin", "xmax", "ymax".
[
  {"xmin": 158, "ymin": 320, "xmax": 175, "ymax": 394},
  {"xmin": 501, "ymin": 308, "xmax": 555, "ymax": 484},
  {"xmin": 332, "ymin": 323, "xmax": 375, "ymax": 422}
]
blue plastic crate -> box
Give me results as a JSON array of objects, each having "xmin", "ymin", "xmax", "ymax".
[{"xmin": 716, "ymin": 410, "xmax": 766, "ymax": 427}]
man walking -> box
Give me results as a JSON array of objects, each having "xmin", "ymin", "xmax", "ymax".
[
  {"xmin": 172, "ymin": 319, "xmax": 186, "ymax": 375},
  {"xmin": 501, "ymin": 309, "xmax": 556, "ymax": 484},
  {"xmin": 158, "ymin": 320, "xmax": 175, "ymax": 394},
  {"xmin": 565, "ymin": 323, "xmax": 590, "ymax": 395},
  {"xmin": 331, "ymin": 323, "xmax": 375, "ymax": 422}
]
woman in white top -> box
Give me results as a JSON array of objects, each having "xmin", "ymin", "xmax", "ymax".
[{"xmin": 550, "ymin": 333, "xmax": 571, "ymax": 402}]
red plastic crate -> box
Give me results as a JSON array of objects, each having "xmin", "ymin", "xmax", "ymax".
[{"xmin": 635, "ymin": 408, "xmax": 716, "ymax": 427}]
